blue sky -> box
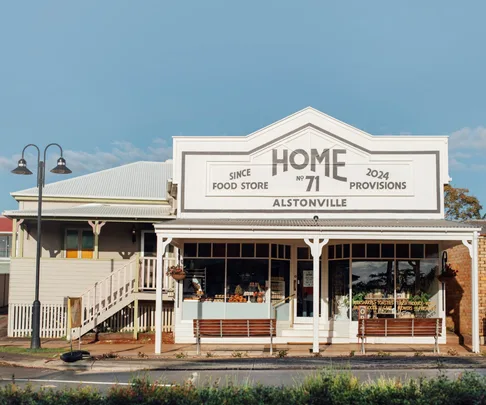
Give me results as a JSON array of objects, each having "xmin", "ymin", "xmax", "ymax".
[{"xmin": 0, "ymin": 1, "xmax": 485, "ymax": 211}]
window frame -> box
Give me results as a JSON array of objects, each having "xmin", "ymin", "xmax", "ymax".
[
  {"xmin": 0, "ymin": 234, "xmax": 12, "ymax": 260},
  {"xmin": 64, "ymin": 228, "xmax": 95, "ymax": 259}
]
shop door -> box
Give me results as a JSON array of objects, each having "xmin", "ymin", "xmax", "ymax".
[{"xmin": 295, "ymin": 260, "xmax": 321, "ymax": 323}]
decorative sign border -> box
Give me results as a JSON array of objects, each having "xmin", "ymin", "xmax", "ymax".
[{"xmin": 180, "ymin": 123, "xmax": 441, "ymax": 214}]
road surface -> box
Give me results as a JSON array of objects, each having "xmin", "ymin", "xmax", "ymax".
[{"xmin": 1, "ymin": 365, "xmax": 485, "ymax": 392}]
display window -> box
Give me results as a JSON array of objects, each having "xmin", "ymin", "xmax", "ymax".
[
  {"xmin": 329, "ymin": 243, "xmax": 440, "ymax": 321},
  {"xmin": 182, "ymin": 243, "xmax": 291, "ymax": 319}
]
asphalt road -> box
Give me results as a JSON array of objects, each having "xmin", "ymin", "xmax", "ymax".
[{"xmin": 1, "ymin": 366, "xmax": 486, "ymax": 392}]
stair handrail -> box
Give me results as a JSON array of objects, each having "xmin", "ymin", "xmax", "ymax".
[
  {"xmin": 79, "ymin": 257, "xmax": 138, "ymax": 327},
  {"xmin": 78, "ymin": 257, "xmax": 138, "ymax": 298},
  {"xmin": 272, "ymin": 293, "xmax": 296, "ymax": 327}
]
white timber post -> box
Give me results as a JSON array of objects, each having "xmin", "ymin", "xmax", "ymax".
[
  {"xmin": 463, "ymin": 232, "xmax": 480, "ymax": 353},
  {"xmin": 155, "ymin": 234, "xmax": 172, "ymax": 354},
  {"xmin": 304, "ymin": 237, "xmax": 329, "ymax": 354},
  {"xmin": 88, "ymin": 221, "xmax": 106, "ymax": 259}
]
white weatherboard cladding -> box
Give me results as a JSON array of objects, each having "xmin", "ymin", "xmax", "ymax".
[{"xmin": 174, "ymin": 108, "xmax": 448, "ymax": 219}]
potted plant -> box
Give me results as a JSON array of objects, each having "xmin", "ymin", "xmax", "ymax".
[{"xmin": 167, "ymin": 264, "xmax": 186, "ymax": 281}]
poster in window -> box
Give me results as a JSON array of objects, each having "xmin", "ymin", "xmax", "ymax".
[{"xmin": 303, "ymin": 270, "xmax": 313, "ymax": 287}]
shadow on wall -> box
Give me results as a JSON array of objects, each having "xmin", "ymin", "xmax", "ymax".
[
  {"xmin": 444, "ymin": 262, "xmax": 465, "ymax": 344},
  {"xmin": 25, "ymin": 224, "xmax": 62, "ymax": 258}
]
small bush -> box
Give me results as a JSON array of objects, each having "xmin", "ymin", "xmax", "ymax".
[
  {"xmin": 276, "ymin": 349, "xmax": 288, "ymax": 359},
  {"xmin": 349, "ymin": 350, "xmax": 355, "ymax": 357},
  {"xmin": 97, "ymin": 352, "xmax": 119, "ymax": 359},
  {"xmin": 376, "ymin": 351, "xmax": 391, "ymax": 357},
  {"xmin": 137, "ymin": 351, "xmax": 148, "ymax": 358},
  {"xmin": 447, "ymin": 348, "xmax": 458, "ymax": 356},
  {"xmin": 175, "ymin": 352, "xmax": 187, "ymax": 359},
  {"xmin": 414, "ymin": 351, "xmax": 424, "ymax": 357},
  {"xmin": 206, "ymin": 351, "xmax": 214, "ymax": 358},
  {"xmin": 231, "ymin": 351, "xmax": 244, "ymax": 358}
]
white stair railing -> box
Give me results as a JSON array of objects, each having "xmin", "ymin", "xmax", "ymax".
[{"xmin": 77, "ymin": 258, "xmax": 137, "ymax": 337}]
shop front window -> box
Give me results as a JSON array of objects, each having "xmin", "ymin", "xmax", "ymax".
[
  {"xmin": 329, "ymin": 243, "xmax": 440, "ymax": 321},
  {"xmin": 396, "ymin": 260, "xmax": 438, "ymax": 318},
  {"xmin": 351, "ymin": 260, "xmax": 394, "ymax": 321},
  {"xmin": 181, "ymin": 243, "xmax": 290, "ymax": 320},
  {"xmin": 329, "ymin": 260, "xmax": 349, "ymax": 320},
  {"xmin": 226, "ymin": 259, "xmax": 268, "ymax": 303},
  {"xmin": 182, "ymin": 259, "xmax": 225, "ymax": 301}
]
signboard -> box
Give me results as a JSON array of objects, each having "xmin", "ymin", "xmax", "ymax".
[
  {"xmin": 302, "ymin": 270, "xmax": 313, "ymax": 288},
  {"xmin": 176, "ymin": 109, "xmax": 446, "ymax": 218},
  {"xmin": 68, "ymin": 297, "xmax": 82, "ymax": 328},
  {"xmin": 358, "ymin": 305, "xmax": 367, "ymax": 320}
]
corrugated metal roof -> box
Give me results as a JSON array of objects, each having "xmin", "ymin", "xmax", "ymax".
[
  {"xmin": 11, "ymin": 161, "xmax": 173, "ymax": 201},
  {"xmin": 3, "ymin": 204, "xmax": 172, "ymax": 220},
  {"xmin": 158, "ymin": 218, "xmax": 479, "ymax": 230},
  {"xmin": 465, "ymin": 220, "xmax": 486, "ymax": 235}
]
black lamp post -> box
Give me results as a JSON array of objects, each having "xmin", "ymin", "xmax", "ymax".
[{"xmin": 11, "ymin": 144, "xmax": 72, "ymax": 349}]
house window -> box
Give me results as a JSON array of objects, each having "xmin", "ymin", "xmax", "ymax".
[
  {"xmin": 0, "ymin": 235, "xmax": 11, "ymax": 258},
  {"xmin": 66, "ymin": 230, "xmax": 94, "ymax": 259}
]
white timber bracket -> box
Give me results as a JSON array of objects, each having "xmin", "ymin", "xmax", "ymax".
[{"xmin": 88, "ymin": 220, "xmax": 106, "ymax": 259}]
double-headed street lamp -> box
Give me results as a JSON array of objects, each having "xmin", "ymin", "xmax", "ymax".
[{"xmin": 12, "ymin": 144, "xmax": 72, "ymax": 349}]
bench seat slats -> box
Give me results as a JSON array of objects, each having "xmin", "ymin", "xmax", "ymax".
[
  {"xmin": 359, "ymin": 318, "xmax": 442, "ymax": 338},
  {"xmin": 194, "ymin": 319, "xmax": 276, "ymax": 337}
]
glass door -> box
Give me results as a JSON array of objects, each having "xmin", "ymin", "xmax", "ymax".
[{"xmin": 295, "ymin": 250, "xmax": 321, "ymax": 323}]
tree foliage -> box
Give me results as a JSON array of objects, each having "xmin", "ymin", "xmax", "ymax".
[{"xmin": 444, "ymin": 184, "xmax": 483, "ymax": 220}]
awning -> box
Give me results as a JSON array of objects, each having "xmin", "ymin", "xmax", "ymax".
[
  {"xmin": 3, "ymin": 203, "xmax": 174, "ymax": 221},
  {"xmin": 154, "ymin": 218, "xmax": 480, "ymax": 241}
]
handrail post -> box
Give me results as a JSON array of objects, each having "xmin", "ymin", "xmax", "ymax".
[
  {"xmin": 270, "ymin": 306, "xmax": 276, "ymax": 356},
  {"xmin": 134, "ymin": 254, "xmax": 140, "ymax": 293},
  {"xmin": 196, "ymin": 319, "xmax": 200, "ymax": 356},
  {"xmin": 435, "ymin": 318, "xmax": 439, "ymax": 354},
  {"xmin": 360, "ymin": 319, "xmax": 365, "ymax": 354}
]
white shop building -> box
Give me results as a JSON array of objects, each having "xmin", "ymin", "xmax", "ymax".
[
  {"xmin": 4, "ymin": 107, "xmax": 481, "ymax": 353},
  {"xmin": 154, "ymin": 107, "xmax": 481, "ymax": 353}
]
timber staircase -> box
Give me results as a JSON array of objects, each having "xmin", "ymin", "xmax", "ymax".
[
  {"xmin": 70, "ymin": 258, "xmax": 138, "ymax": 340},
  {"xmin": 70, "ymin": 255, "xmax": 176, "ymax": 340}
]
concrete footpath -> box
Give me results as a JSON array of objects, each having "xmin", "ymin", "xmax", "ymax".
[
  {"xmin": 1, "ymin": 335, "xmax": 485, "ymax": 373},
  {"xmin": 2, "ymin": 355, "xmax": 486, "ymax": 374}
]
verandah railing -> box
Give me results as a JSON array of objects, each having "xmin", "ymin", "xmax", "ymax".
[{"xmin": 140, "ymin": 255, "xmax": 176, "ymax": 293}]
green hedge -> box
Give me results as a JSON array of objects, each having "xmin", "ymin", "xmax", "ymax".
[{"xmin": 1, "ymin": 371, "xmax": 486, "ymax": 405}]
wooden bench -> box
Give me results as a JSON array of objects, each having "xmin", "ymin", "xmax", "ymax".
[
  {"xmin": 193, "ymin": 319, "xmax": 276, "ymax": 355},
  {"xmin": 358, "ymin": 318, "xmax": 442, "ymax": 354}
]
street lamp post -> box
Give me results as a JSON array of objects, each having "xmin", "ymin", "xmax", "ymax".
[{"xmin": 12, "ymin": 143, "xmax": 72, "ymax": 349}]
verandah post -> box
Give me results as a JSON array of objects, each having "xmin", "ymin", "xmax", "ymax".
[
  {"xmin": 155, "ymin": 235, "xmax": 172, "ymax": 354},
  {"xmin": 304, "ymin": 237, "xmax": 329, "ymax": 354},
  {"xmin": 462, "ymin": 232, "xmax": 480, "ymax": 353},
  {"xmin": 133, "ymin": 253, "xmax": 140, "ymax": 340}
]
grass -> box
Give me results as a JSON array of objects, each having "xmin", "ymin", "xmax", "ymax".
[{"xmin": 0, "ymin": 345, "xmax": 69, "ymax": 357}]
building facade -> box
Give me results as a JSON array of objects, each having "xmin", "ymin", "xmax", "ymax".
[
  {"xmin": 3, "ymin": 107, "xmax": 482, "ymax": 353},
  {"xmin": 155, "ymin": 107, "xmax": 480, "ymax": 353}
]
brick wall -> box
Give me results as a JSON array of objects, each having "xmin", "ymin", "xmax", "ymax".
[{"xmin": 446, "ymin": 238, "xmax": 486, "ymax": 345}]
